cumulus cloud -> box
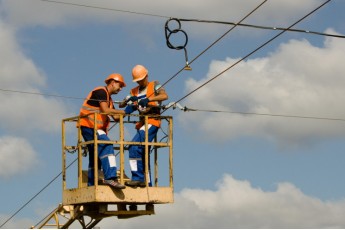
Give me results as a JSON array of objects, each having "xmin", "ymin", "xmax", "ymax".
[
  {"xmin": 5, "ymin": 174, "xmax": 345, "ymax": 228},
  {"xmin": 0, "ymin": 93, "xmax": 70, "ymax": 133},
  {"xmin": 0, "ymin": 136, "xmax": 39, "ymax": 178},
  {"xmin": 97, "ymin": 174, "xmax": 345, "ymax": 228},
  {"xmin": 179, "ymin": 32, "xmax": 345, "ymax": 145},
  {"xmin": 0, "ymin": 20, "xmax": 45, "ymax": 88},
  {"xmin": 0, "ymin": 19, "xmax": 69, "ymax": 133}
]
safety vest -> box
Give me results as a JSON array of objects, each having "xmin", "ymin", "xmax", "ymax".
[
  {"xmin": 130, "ymin": 81, "xmax": 161, "ymax": 127},
  {"xmin": 79, "ymin": 86, "xmax": 113, "ymax": 131}
]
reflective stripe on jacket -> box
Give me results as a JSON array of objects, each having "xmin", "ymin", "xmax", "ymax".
[
  {"xmin": 130, "ymin": 81, "xmax": 161, "ymax": 127},
  {"xmin": 79, "ymin": 86, "xmax": 113, "ymax": 131}
]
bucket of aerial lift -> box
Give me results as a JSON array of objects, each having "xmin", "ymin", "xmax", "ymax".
[{"xmin": 61, "ymin": 113, "xmax": 174, "ymax": 206}]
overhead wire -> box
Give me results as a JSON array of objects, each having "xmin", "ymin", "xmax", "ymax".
[
  {"xmin": 0, "ymin": 88, "xmax": 84, "ymax": 101},
  {"xmin": 178, "ymin": 18, "xmax": 345, "ymax": 39},
  {"xmin": 1, "ymin": 87, "xmax": 343, "ymax": 122},
  {"xmin": 37, "ymin": 0, "xmax": 345, "ymax": 117},
  {"xmin": 175, "ymin": 106, "xmax": 345, "ymax": 122},
  {"xmin": 168, "ymin": 0, "xmax": 332, "ymax": 112},
  {"xmin": 40, "ymin": 0, "xmax": 169, "ymax": 19},
  {"xmin": 2, "ymin": 1, "xmax": 344, "ymax": 123},
  {"xmin": 39, "ymin": 0, "xmax": 344, "ymax": 39},
  {"xmin": 0, "ymin": 1, "xmax": 342, "ymax": 226},
  {"xmin": 0, "ymin": 158, "xmax": 78, "ymax": 229},
  {"xmin": 27, "ymin": 0, "xmax": 345, "ymax": 99}
]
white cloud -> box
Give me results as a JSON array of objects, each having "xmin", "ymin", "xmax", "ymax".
[
  {"xmin": 0, "ymin": 136, "xmax": 39, "ymax": 178},
  {"xmin": 4, "ymin": 174, "xmax": 345, "ymax": 228},
  {"xmin": 0, "ymin": 19, "xmax": 70, "ymax": 133},
  {"xmin": 179, "ymin": 32, "xmax": 345, "ymax": 145},
  {"xmin": 0, "ymin": 93, "xmax": 70, "ymax": 133},
  {"xmin": 0, "ymin": 20, "xmax": 45, "ymax": 88},
  {"xmin": 97, "ymin": 174, "xmax": 345, "ymax": 228}
]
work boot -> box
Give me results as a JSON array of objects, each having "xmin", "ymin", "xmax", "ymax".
[
  {"xmin": 125, "ymin": 180, "xmax": 146, "ymax": 187},
  {"xmin": 103, "ymin": 179, "xmax": 126, "ymax": 189}
]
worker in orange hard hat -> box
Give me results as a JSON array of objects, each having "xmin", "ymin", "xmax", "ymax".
[
  {"xmin": 131, "ymin": 64, "xmax": 148, "ymax": 82},
  {"xmin": 119, "ymin": 65, "xmax": 168, "ymax": 187},
  {"xmin": 79, "ymin": 73, "xmax": 133, "ymax": 189}
]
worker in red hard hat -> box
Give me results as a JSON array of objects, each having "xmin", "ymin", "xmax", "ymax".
[
  {"xmin": 120, "ymin": 65, "xmax": 168, "ymax": 187},
  {"xmin": 79, "ymin": 73, "xmax": 133, "ymax": 189}
]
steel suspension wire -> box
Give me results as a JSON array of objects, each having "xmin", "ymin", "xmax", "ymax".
[
  {"xmin": 0, "ymin": 88, "xmax": 84, "ymax": 101},
  {"xmin": 168, "ymin": 0, "xmax": 332, "ymax": 110},
  {"xmin": 0, "ymin": 158, "xmax": 78, "ymax": 229},
  {"xmin": 0, "ymin": 88, "xmax": 118, "ymax": 105},
  {"xmin": 180, "ymin": 107, "xmax": 345, "ymax": 122},
  {"xmin": 40, "ymin": 0, "xmax": 169, "ymax": 19},
  {"xmin": 178, "ymin": 19, "xmax": 345, "ymax": 39},
  {"xmin": 5, "ymin": 0, "xmax": 339, "ymax": 105},
  {"xmin": 41, "ymin": 0, "xmax": 343, "ymax": 39}
]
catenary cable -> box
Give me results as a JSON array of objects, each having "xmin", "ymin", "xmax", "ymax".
[
  {"xmin": 0, "ymin": 0, "xmax": 339, "ymax": 227},
  {"xmin": 0, "ymin": 88, "xmax": 84, "ymax": 100},
  {"xmin": 168, "ymin": 0, "xmax": 332, "ymax": 111},
  {"xmin": 178, "ymin": 18, "xmax": 345, "ymax": 39},
  {"xmin": 37, "ymin": 0, "xmax": 345, "ymax": 110},
  {"xmin": 175, "ymin": 106, "xmax": 345, "ymax": 122},
  {"xmin": 40, "ymin": 0, "xmax": 169, "ymax": 18},
  {"xmin": 40, "ymin": 0, "xmax": 344, "ymax": 99},
  {"xmin": 39, "ymin": 0, "xmax": 343, "ymax": 39},
  {"xmin": 5, "ymin": 0, "xmax": 340, "ymax": 110},
  {"xmin": 1, "ymin": 87, "xmax": 344, "ymax": 123}
]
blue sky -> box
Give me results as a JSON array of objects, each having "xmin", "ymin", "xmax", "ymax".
[{"xmin": 1, "ymin": 0, "xmax": 345, "ymax": 228}]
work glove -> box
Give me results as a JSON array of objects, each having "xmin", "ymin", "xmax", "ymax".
[
  {"xmin": 138, "ymin": 98, "xmax": 149, "ymax": 107},
  {"xmin": 124, "ymin": 105, "xmax": 137, "ymax": 114},
  {"xmin": 126, "ymin": 96, "xmax": 138, "ymax": 104}
]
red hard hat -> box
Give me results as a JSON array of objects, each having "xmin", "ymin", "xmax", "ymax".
[{"xmin": 104, "ymin": 73, "xmax": 126, "ymax": 87}]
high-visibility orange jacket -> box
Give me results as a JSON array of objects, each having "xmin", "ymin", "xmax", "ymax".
[
  {"xmin": 79, "ymin": 86, "xmax": 113, "ymax": 131},
  {"xmin": 130, "ymin": 81, "xmax": 161, "ymax": 127}
]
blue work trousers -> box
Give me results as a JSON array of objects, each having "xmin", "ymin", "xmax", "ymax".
[
  {"xmin": 81, "ymin": 126, "xmax": 117, "ymax": 186},
  {"xmin": 128, "ymin": 124, "xmax": 159, "ymax": 186}
]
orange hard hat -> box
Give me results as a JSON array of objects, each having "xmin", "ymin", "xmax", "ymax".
[
  {"xmin": 104, "ymin": 73, "xmax": 126, "ymax": 87},
  {"xmin": 132, "ymin": 65, "xmax": 148, "ymax": 82}
]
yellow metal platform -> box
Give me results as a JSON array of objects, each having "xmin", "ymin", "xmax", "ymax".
[
  {"xmin": 31, "ymin": 112, "xmax": 174, "ymax": 228},
  {"xmin": 63, "ymin": 186, "xmax": 174, "ymax": 205}
]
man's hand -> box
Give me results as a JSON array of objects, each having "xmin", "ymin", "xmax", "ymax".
[
  {"xmin": 127, "ymin": 96, "xmax": 138, "ymax": 104},
  {"xmin": 138, "ymin": 98, "xmax": 149, "ymax": 107}
]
